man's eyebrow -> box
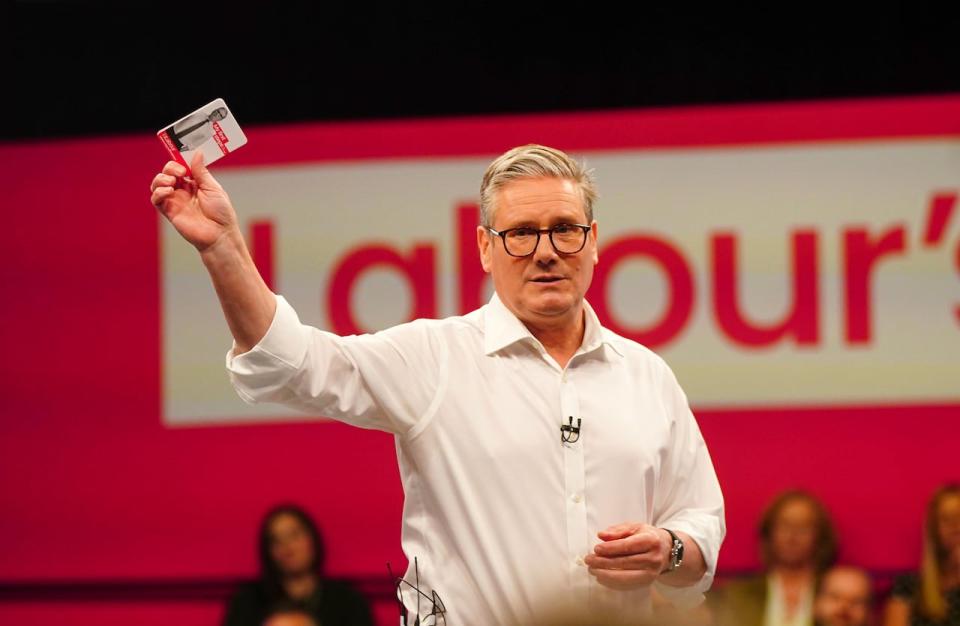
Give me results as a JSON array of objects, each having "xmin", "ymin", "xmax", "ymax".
[
  {"xmin": 500, "ymin": 219, "xmax": 539, "ymax": 229},
  {"xmin": 501, "ymin": 214, "xmax": 583, "ymax": 229}
]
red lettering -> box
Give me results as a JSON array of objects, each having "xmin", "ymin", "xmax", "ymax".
[
  {"xmin": 212, "ymin": 121, "xmax": 229, "ymax": 144},
  {"xmin": 457, "ymin": 203, "xmax": 488, "ymax": 314},
  {"xmin": 587, "ymin": 235, "xmax": 695, "ymax": 349},
  {"xmin": 211, "ymin": 121, "xmax": 229, "ymax": 154},
  {"xmin": 955, "ymin": 238, "xmax": 960, "ymax": 324},
  {"xmin": 923, "ymin": 192, "xmax": 956, "ymax": 247},
  {"xmin": 158, "ymin": 131, "xmax": 188, "ymax": 169},
  {"xmin": 326, "ymin": 243, "xmax": 437, "ymax": 335},
  {"xmin": 249, "ymin": 220, "xmax": 275, "ymax": 292},
  {"xmin": 712, "ymin": 230, "xmax": 819, "ymax": 347},
  {"xmin": 843, "ymin": 225, "xmax": 906, "ymax": 343}
]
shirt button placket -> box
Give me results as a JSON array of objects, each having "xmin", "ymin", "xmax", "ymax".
[{"xmin": 560, "ymin": 369, "xmax": 589, "ymax": 595}]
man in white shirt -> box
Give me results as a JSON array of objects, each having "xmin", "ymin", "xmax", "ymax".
[{"xmin": 150, "ymin": 144, "xmax": 725, "ymax": 624}]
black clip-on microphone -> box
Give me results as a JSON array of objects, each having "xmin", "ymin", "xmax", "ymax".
[{"xmin": 560, "ymin": 416, "xmax": 581, "ymax": 444}]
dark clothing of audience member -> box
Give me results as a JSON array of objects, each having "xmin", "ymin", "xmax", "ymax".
[
  {"xmin": 714, "ymin": 576, "xmax": 770, "ymax": 626},
  {"xmin": 884, "ymin": 484, "xmax": 960, "ymax": 626},
  {"xmin": 889, "ymin": 573, "xmax": 960, "ymax": 626},
  {"xmin": 222, "ymin": 504, "xmax": 374, "ymax": 626},
  {"xmin": 224, "ymin": 579, "xmax": 372, "ymax": 626},
  {"xmin": 718, "ymin": 574, "xmax": 833, "ymax": 626}
]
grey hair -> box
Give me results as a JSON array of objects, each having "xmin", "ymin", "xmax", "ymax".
[{"xmin": 479, "ymin": 144, "xmax": 598, "ymax": 228}]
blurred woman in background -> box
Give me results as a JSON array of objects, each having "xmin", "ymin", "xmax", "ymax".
[
  {"xmin": 223, "ymin": 504, "xmax": 373, "ymax": 626},
  {"xmin": 714, "ymin": 490, "xmax": 838, "ymax": 626},
  {"xmin": 885, "ymin": 484, "xmax": 960, "ymax": 626}
]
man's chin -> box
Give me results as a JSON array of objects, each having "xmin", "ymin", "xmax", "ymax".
[{"xmin": 525, "ymin": 295, "xmax": 579, "ymax": 318}]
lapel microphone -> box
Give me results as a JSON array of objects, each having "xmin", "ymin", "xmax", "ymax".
[{"xmin": 560, "ymin": 416, "xmax": 582, "ymax": 444}]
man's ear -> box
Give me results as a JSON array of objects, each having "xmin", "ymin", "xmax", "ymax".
[
  {"xmin": 590, "ymin": 220, "xmax": 599, "ymax": 266},
  {"xmin": 477, "ymin": 225, "xmax": 493, "ymax": 273}
]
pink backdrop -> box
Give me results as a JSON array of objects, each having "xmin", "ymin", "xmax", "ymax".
[{"xmin": 2, "ymin": 96, "xmax": 959, "ymax": 625}]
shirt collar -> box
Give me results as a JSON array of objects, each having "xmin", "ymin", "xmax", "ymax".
[{"xmin": 482, "ymin": 292, "xmax": 624, "ymax": 359}]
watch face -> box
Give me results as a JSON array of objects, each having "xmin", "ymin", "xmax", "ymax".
[
  {"xmin": 667, "ymin": 529, "xmax": 683, "ymax": 568},
  {"xmin": 660, "ymin": 529, "xmax": 684, "ymax": 573}
]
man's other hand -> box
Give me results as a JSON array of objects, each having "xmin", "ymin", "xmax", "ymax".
[{"xmin": 584, "ymin": 522, "xmax": 672, "ymax": 589}]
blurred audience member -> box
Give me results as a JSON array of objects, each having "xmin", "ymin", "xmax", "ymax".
[
  {"xmin": 714, "ymin": 490, "xmax": 838, "ymax": 626},
  {"xmin": 262, "ymin": 602, "xmax": 318, "ymax": 626},
  {"xmin": 223, "ymin": 504, "xmax": 373, "ymax": 626},
  {"xmin": 813, "ymin": 566, "xmax": 872, "ymax": 626},
  {"xmin": 884, "ymin": 484, "xmax": 960, "ymax": 626}
]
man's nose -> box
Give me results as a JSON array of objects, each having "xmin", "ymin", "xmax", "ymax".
[{"xmin": 532, "ymin": 231, "xmax": 558, "ymax": 263}]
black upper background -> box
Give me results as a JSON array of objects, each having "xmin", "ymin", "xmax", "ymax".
[{"xmin": 5, "ymin": 2, "xmax": 960, "ymax": 142}]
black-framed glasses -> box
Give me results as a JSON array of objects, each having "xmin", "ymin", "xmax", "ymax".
[{"xmin": 487, "ymin": 223, "xmax": 591, "ymax": 257}]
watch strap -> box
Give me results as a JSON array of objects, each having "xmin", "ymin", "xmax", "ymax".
[{"xmin": 660, "ymin": 528, "xmax": 684, "ymax": 573}]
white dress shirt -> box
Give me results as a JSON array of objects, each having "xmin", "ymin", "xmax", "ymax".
[{"xmin": 226, "ymin": 292, "xmax": 725, "ymax": 625}]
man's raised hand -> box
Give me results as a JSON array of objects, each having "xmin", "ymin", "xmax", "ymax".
[{"xmin": 150, "ymin": 151, "xmax": 239, "ymax": 252}]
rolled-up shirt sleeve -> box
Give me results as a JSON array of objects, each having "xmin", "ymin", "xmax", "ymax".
[
  {"xmin": 651, "ymin": 362, "xmax": 726, "ymax": 607},
  {"xmin": 225, "ymin": 294, "xmax": 444, "ymax": 435}
]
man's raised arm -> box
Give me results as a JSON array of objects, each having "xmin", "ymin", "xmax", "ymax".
[{"xmin": 150, "ymin": 151, "xmax": 275, "ymax": 354}]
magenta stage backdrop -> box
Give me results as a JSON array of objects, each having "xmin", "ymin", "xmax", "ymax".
[{"xmin": 1, "ymin": 96, "xmax": 959, "ymax": 625}]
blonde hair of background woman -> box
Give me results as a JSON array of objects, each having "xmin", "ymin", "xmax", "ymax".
[{"xmin": 918, "ymin": 484, "xmax": 960, "ymax": 621}]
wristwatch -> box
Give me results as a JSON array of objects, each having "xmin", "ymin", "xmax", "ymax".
[{"xmin": 661, "ymin": 528, "xmax": 684, "ymax": 573}]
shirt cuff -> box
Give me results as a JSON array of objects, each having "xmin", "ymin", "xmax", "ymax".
[
  {"xmin": 653, "ymin": 518, "xmax": 721, "ymax": 607},
  {"xmin": 225, "ymin": 295, "xmax": 308, "ymax": 403}
]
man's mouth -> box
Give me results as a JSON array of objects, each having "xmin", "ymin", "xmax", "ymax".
[{"xmin": 530, "ymin": 275, "xmax": 564, "ymax": 283}]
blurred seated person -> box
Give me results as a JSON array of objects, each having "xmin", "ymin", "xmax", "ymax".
[
  {"xmin": 813, "ymin": 566, "xmax": 873, "ymax": 626},
  {"xmin": 884, "ymin": 484, "xmax": 960, "ymax": 626},
  {"xmin": 714, "ymin": 490, "xmax": 838, "ymax": 626},
  {"xmin": 262, "ymin": 602, "xmax": 318, "ymax": 626},
  {"xmin": 223, "ymin": 504, "xmax": 374, "ymax": 626}
]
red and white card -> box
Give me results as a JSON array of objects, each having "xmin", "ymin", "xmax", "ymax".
[{"xmin": 157, "ymin": 98, "xmax": 247, "ymax": 173}]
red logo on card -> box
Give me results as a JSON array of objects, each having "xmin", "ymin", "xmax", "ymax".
[
  {"xmin": 211, "ymin": 121, "xmax": 229, "ymax": 156},
  {"xmin": 157, "ymin": 131, "xmax": 189, "ymax": 168}
]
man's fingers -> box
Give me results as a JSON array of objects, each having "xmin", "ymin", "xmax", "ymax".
[
  {"xmin": 162, "ymin": 161, "xmax": 187, "ymax": 177},
  {"xmin": 151, "ymin": 186, "xmax": 176, "ymax": 208},
  {"xmin": 594, "ymin": 531, "xmax": 660, "ymax": 557},
  {"xmin": 584, "ymin": 552, "xmax": 658, "ymax": 571},
  {"xmin": 190, "ymin": 151, "xmax": 219, "ymax": 186},
  {"xmin": 597, "ymin": 522, "xmax": 643, "ymax": 541},
  {"xmin": 150, "ymin": 173, "xmax": 177, "ymax": 193},
  {"xmin": 190, "ymin": 150, "xmax": 206, "ymax": 176},
  {"xmin": 597, "ymin": 529, "xmax": 631, "ymax": 541}
]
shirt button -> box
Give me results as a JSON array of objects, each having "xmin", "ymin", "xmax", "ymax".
[
  {"xmin": 571, "ymin": 493, "xmax": 582, "ymax": 503},
  {"xmin": 575, "ymin": 556, "xmax": 585, "ymax": 566},
  {"xmin": 561, "ymin": 371, "xmax": 567, "ymax": 382}
]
